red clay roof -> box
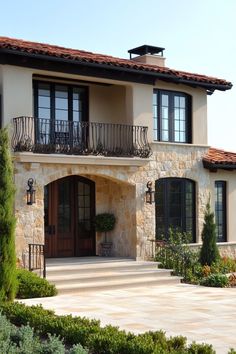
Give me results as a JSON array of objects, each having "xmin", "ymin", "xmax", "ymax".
[
  {"xmin": 203, "ymin": 147, "xmax": 236, "ymax": 169},
  {"xmin": 0, "ymin": 36, "xmax": 232, "ymax": 89}
]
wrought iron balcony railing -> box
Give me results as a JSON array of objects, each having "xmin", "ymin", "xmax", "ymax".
[{"xmin": 12, "ymin": 116, "xmax": 152, "ymax": 158}]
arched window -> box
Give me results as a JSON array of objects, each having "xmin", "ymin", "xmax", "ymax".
[{"xmin": 155, "ymin": 178, "xmax": 196, "ymax": 242}]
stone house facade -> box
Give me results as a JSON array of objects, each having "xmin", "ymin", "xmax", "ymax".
[{"xmin": 0, "ymin": 38, "xmax": 235, "ymax": 264}]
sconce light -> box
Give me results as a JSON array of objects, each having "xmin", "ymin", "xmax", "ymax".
[
  {"xmin": 145, "ymin": 181, "xmax": 155, "ymax": 204},
  {"xmin": 27, "ymin": 178, "xmax": 36, "ymax": 205}
]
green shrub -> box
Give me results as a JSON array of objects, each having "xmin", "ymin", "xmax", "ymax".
[
  {"xmin": 16, "ymin": 269, "xmax": 57, "ymax": 298},
  {"xmin": 200, "ymin": 201, "xmax": 220, "ymax": 266},
  {"xmin": 199, "ymin": 273, "xmax": 229, "ymax": 288},
  {"xmin": 0, "ymin": 302, "xmax": 222, "ymax": 354},
  {"xmin": 0, "ymin": 128, "xmax": 17, "ymax": 302},
  {"xmin": 188, "ymin": 341, "xmax": 215, "ymax": 353},
  {"xmin": 211, "ymin": 257, "xmax": 236, "ymax": 274},
  {"xmin": 69, "ymin": 344, "xmax": 89, "ymax": 354},
  {"xmin": 155, "ymin": 229, "xmax": 199, "ymax": 282},
  {"xmin": 155, "ymin": 227, "xmax": 236, "ymax": 288},
  {"xmin": 0, "ymin": 312, "xmax": 89, "ymax": 353}
]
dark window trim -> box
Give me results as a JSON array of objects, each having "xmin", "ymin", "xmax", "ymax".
[
  {"xmin": 215, "ymin": 180, "xmax": 227, "ymax": 242},
  {"xmin": 155, "ymin": 177, "xmax": 196, "ymax": 242},
  {"xmin": 153, "ymin": 89, "xmax": 192, "ymax": 143},
  {"xmin": 33, "ymin": 80, "xmax": 89, "ymax": 123}
]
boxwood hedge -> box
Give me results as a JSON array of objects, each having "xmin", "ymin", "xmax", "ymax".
[{"xmin": 0, "ymin": 302, "xmax": 219, "ymax": 354}]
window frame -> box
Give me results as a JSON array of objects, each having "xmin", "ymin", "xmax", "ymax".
[
  {"xmin": 33, "ymin": 80, "xmax": 89, "ymax": 123},
  {"xmin": 215, "ymin": 181, "xmax": 227, "ymax": 242},
  {"xmin": 153, "ymin": 89, "xmax": 192, "ymax": 143},
  {"xmin": 155, "ymin": 177, "xmax": 196, "ymax": 242}
]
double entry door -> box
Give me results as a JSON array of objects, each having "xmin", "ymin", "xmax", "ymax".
[{"xmin": 44, "ymin": 176, "xmax": 95, "ymax": 258}]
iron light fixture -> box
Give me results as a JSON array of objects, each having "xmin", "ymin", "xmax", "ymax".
[
  {"xmin": 145, "ymin": 181, "xmax": 155, "ymax": 204},
  {"xmin": 27, "ymin": 178, "xmax": 36, "ymax": 205}
]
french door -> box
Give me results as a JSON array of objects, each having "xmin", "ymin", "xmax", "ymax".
[
  {"xmin": 44, "ymin": 176, "xmax": 95, "ymax": 257},
  {"xmin": 33, "ymin": 81, "xmax": 88, "ymax": 147}
]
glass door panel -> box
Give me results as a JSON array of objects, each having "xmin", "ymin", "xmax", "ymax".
[{"xmin": 76, "ymin": 178, "xmax": 95, "ymax": 256}]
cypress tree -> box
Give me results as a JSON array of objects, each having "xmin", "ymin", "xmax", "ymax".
[
  {"xmin": 0, "ymin": 128, "xmax": 17, "ymax": 301},
  {"xmin": 200, "ymin": 200, "xmax": 220, "ymax": 266}
]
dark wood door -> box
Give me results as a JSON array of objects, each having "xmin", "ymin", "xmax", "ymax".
[{"xmin": 44, "ymin": 176, "xmax": 95, "ymax": 257}]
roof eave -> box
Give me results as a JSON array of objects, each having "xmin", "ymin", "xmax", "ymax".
[
  {"xmin": 203, "ymin": 160, "xmax": 236, "ymax": 171},
  {"xmin": 0, "ymin": 48, "xmax": 232, "ymax": 91}
]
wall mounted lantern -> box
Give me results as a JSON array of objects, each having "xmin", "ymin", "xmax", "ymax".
[
  {"xmin": 145, "ymin": 181, "xmax": 155, "ymax": 204},
  {"xmin": 27, "ymin": 178, "xmax": 36, "ymax": 205}
]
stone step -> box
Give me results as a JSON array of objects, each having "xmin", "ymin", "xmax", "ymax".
[
  {"xmin": 54, "ymin": 275, "xmax": 182, "ymax": 294},
  {"xmin": 45, "ymin": 258, "xmax": 181, "ymax": 295},
  {"xmin": 47, "ymin": 269, "xmax": 172, "ymax": 285},
  {"xmin": 46, "ymin": 260, "xmax": 160, "ymax": 276}
]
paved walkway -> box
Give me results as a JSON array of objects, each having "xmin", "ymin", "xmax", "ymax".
[{"xmin": 21, "ymin": 284, "xmax": 236, "ymax": 354}]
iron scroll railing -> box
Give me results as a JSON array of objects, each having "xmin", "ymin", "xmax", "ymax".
[
  {"xmin": 12, "ymin": 116, "xmax": 152, "ymax": 158},
  {"xmin": 28, "ymin": 243, "xmax": 46, "ymax": 278}
]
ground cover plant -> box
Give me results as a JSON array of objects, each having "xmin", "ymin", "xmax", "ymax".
[{"xmin": 0, "ymin": 301, "xmax": 221, "ymax": 354}]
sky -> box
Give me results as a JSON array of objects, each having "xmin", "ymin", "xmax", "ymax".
[{"xmin": 0, "ymin": 0, "xmax": 235, "ymax": 151}]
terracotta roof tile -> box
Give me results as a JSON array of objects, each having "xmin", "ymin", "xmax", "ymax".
[
  {"xmin": 0, "ymin": 36, "xmax": 232, "ymax": 88},
  {"xmin": 203, "ymin": 147, "xmax": 236, "ymax": 167}
]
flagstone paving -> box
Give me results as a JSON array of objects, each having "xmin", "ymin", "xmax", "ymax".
[{"xmin": 21, "ymin": 283, "xmax": 236, "ymax": 354}]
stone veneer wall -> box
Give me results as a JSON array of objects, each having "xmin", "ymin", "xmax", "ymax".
[
  {"xmin": 85, "ymin": 175, "xmax": 136, "ymax": 257},
  {"xmin": 14, "ymin": 143, "xmax": 210, "ymax": 263},
  {"xmin": 189, "ymin": 243, "xmax": 236, "ymax": 259}
]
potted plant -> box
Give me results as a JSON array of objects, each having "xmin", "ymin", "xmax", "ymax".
[{"xmin": 95, "ymin": 213, "xmax": 116, "ymax": 256}]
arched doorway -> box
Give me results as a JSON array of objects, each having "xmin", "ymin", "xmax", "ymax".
[{"xmin": 44, "ymin": 176, "xmax": 95, "ymax": 257}]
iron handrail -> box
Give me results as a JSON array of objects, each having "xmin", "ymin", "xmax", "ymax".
[
  {"xmin": 28, "ymin": 243, "xmax": 46, "ymax": 278},
  {"xmin": 12, "ymin": 116, "xmax": 152, "ymax": 158}
]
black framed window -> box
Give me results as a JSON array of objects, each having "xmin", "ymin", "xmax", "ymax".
[
  {"xmin": 155, "ymin": 178, "xmax": 195, "ymax": 241},
  {"xmin": 153, "ymin": 90, "xmax": 191, "ymax": 143},
  {"xmin": 34, "ymin": 81, "xmax": 88, "ymax": 123},
  {"xmin": 215, "ymin": 181, "xmax": 227, "ymax": 242}
]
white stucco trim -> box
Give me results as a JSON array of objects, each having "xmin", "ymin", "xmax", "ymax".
[
  {"xmin": 151, "ymin": 142, "xmax": 210, "ymax": 149},
  {"xmin": 13, "ymin": 152, "xmax": 151, "ymax": 167}
]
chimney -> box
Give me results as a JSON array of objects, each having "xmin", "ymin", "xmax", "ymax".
[{"xmin": 128, "ymin": 45, "xmax": 166, "ymax": 67}]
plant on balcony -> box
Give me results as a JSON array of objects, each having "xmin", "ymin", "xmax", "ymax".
[
  {"xmin": 94, "ymin": 213, "xmax": 116, "ymax": 243},
  {"xmin": 0, "ymin": 128, "xmax": 17, "ymax": 302}
]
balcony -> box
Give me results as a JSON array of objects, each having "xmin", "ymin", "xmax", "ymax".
[{"xmin": 12, "ymin": 117, "xmax": 152, "ymax": 158}]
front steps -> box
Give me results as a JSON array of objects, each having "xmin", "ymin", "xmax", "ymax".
[{"xmin": 46, "ymin": 257, "xmax": 181, "ymax": 294}]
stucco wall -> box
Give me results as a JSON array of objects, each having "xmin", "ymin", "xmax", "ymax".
[
  {"xmin": 89, "ymin": 85, "xmax": 128, "ymax": 124},
  {"xmin": 1, "ymin": 65, "xmax": 33, "ymax": 126},
  {"xmin": 1, "ymin": 64, "xmax": 208, "ymax": 146}
]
